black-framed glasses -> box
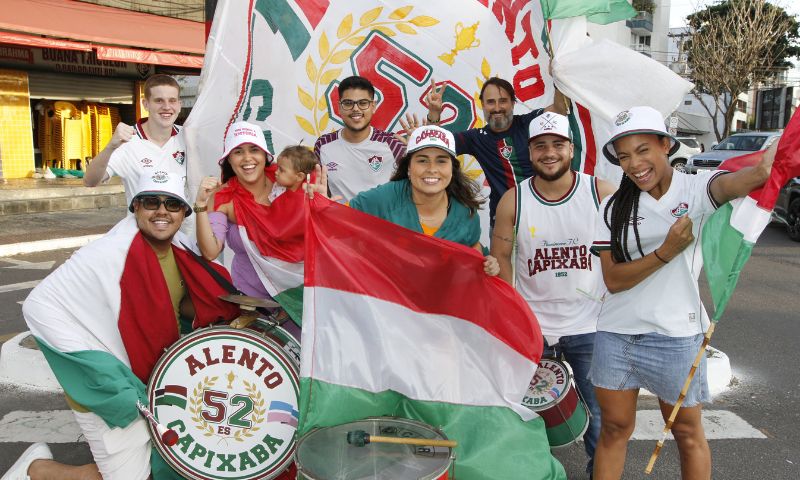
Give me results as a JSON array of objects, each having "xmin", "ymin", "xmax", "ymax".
[
  {"xmin": 137, "ymin": 195, "xmax": 186, "ymax": 212},
  {"xmin": 339, "ymin": 99, "xmax": 373, "ymax": 111}
]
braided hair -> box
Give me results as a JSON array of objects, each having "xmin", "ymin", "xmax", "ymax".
[{"xmin": 604, "ymin": 174, "xmax": 645, "ymax": 263}]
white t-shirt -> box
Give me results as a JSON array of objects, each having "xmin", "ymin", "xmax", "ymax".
[
  {"xmin": 314, "ymin": 127, "xmax": 405, "ymax": 201},
  {"xmin": 106, "ymin": 121, "xmax": 187, "ymax": 209},
  {"xmin": 592, "ymin": 170, "xmax": 726, "ymax": 337},
  {"xmin": 514, "ymin": 172, "xmax": 605, "ymax": 338}
]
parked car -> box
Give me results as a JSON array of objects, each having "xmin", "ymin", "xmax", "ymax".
[
  {"xmin": 773, "ymin": 176, "xmax": 800, "ymax": 242},
  {"xmin": 669, "ymin": 137, "xmax": 702, "ymax": 172},
  {"xmin": 686, "ymin": 132, "xmax": 781, "ymax": 174}
]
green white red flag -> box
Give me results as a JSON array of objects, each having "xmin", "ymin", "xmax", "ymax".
[
  {"xmin": 702, "ymin": 109, "xmax": 800, "ymax": 321},
  {"xmin": 299, "ymin": 196, "xmax": 565, "ymax": 479}
]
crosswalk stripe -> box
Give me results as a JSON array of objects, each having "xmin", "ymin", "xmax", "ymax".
[
  {"xmin": 0, "ymin": 280, "xmax": 40, "ymax": 294},
  {"xmin": 0, "ymin": 410, "xmax": 83, "ymax": 443},
  {"xmin": 631, "ymin": 410, "xmax": 767, "ymax": 440}
]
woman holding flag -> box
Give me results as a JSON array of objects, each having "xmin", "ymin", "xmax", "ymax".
[
  {"xmin": 194, "ymin": 121, "xmax": 306, "ymax": 337},
  {"xmin": 589, "ymin": 106, "xmax": 775, "ymax": 480}
]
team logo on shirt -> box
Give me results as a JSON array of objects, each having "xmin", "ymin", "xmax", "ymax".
[
  {"xmin": 326, "ymin": 161, "xmax": 339, "ymax": 172},
  {"xmin": 368, "ymin": 155, "xmax": 383, "ymax": 172},
  {"xmin": 173, "ymin": 150, "xmax": 186, "ymax": 166},
  {"xmin": 671, "ymin": 202, "xmax": 689, "ymax": 217},
  {"xmin": 141, "ymin": 158, "xmax": 153, "ymax": 167},
  {"xmin": 499, "ymin": 139, "xmax": 512, "ymax": 159},
  {"xmin": 627, "ymin": 215, "xmax": 644, "ymax": 226}
]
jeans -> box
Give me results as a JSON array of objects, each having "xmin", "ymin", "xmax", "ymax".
[{"xmin": 543, "ymin": 332, "xmax": 600, "ymax": 473}]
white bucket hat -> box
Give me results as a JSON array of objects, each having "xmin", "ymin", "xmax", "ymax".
[
  {"xmin": 529, "ymin": 112, "xmax": 572, "ymax": 142},
  {"xmin": 219, "ymin": 121, "xmax": 274, "ymax": 165},
  {"xmin": 602, "ymin": 106, "xmax": 679, "ymax": 165},
  {"xmin": 129, "ymin": 171, "xmax": 191, "ymax": 216},
  {"xmin": 603, "ymin": 107, "xmax": 680, "ymax": 165},
  {"xmin": 406, "ymin": 125, "xmax": 457, "ymax": 158}
]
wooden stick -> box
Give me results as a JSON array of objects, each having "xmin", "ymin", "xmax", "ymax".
[
  {"xmin": 368, "ymin": 435, "xmax": 457, "ymax": 448},
  {"xmin": 645, "ymin": 323, "xmax": 716, "ymax": 474}
]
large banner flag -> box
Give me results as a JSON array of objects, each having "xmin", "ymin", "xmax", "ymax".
[
  {"xmin": 185, "ymin": 0, "xmax": 666, "ymax": 198},
  {"xmin": 299, "ymin": 195, "xmax": 564, "ymax": 479},
  {"xmin": 702, "ymin": 108, "xmax": 800, "ymax": 321}
]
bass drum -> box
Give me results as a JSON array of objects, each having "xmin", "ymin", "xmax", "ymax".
[{"xmin": 147, "ymin": 326, "xmax": 299, "ymax": 479}]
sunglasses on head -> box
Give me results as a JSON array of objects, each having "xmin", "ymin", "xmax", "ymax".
[{"xmin": 137, "ymin": 195, "xmax": 186, "ymax": 212}]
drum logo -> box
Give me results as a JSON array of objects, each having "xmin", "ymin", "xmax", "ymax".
[
  {"xmin": 149, "ymin": 329, "xmax": 299, "ymax": 479},
  {"xmin": 522, "ymin": 360, "xmax": 568, "ymax": 409}
]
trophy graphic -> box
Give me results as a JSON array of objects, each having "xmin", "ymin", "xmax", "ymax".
[{"xmin": 439, "ymin": 22, "xmax": 481, "ymax": 66}]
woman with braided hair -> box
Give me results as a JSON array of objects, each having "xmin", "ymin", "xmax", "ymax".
[{"xmin": 588, "ymin": 106, "xmax": 775, "ymax": 480}]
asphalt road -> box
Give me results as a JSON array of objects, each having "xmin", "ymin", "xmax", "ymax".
[{"xmin": 0, "ymin": 223, "xmax": 798, "ymax": 479}]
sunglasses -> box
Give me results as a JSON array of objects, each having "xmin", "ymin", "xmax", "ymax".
[{"xmin": 137, "ymin": 195, "xmax": 186, "ymax": 212}]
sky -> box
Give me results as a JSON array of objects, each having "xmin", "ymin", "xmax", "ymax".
[{"xmin": 667, "ymin": 0, "xmax": 800, "ymax": 84}]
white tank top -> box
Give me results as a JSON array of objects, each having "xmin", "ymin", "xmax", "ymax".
[{"xmin": 514, "ymin": 171, "xmax": 605, "ymax": 337}]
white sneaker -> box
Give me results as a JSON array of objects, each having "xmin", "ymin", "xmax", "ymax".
[{"xmin": 1, "ymin": 443, "xmax": 52, "ymax": 480}]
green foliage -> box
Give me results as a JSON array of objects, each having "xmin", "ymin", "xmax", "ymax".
[{"xmin": 632, "ymin": 0, "xmax": 655, "ymax": 15}]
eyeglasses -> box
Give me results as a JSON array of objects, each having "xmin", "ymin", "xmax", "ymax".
[
  {"xmin": 339, "ymin": 99, "xmax": 373, "ymax": 111},
  {"xmin": 137, "ymin": 195, "xmax": 186, "ymax": 212}
]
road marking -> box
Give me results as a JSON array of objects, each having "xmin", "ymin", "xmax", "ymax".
[
  {"xmin": 0, "ymin": 410, "xmax": 83, "ymax": 443},
  {"xmin": 0, "ymin": 280, "xmax": 40, "ymax": 294},
  {"xmin": 632, "ymin": 410, "xmax": 767, "ymax": 440},
  {"xmin": 1, "ymin": 259, "xmax": 55, "ymax": 270},
  {"xmin": 0, "ymin": 235, "xmax": 101, "ymax": 258}
]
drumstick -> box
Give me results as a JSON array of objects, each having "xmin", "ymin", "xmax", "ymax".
[
  {"xmin": 346, "ymin": 430, "xmax": 457, "ymax": 448},
  {"xmin": 136, "ymin": 400, "xmax": 179, "ymax": 447},
  {"xmin": 644, "ymin": 323, "xmax": 716, "ymax": 474}
]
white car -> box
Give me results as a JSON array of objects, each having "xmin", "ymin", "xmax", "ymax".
[{"xmin": 669, "ymin": 137, "xmax": 702, "ymax": 172}]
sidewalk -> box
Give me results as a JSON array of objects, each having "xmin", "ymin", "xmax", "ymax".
[{"xmin": 0, "ymin": 207, "xmax": 127, "ymax": 257}]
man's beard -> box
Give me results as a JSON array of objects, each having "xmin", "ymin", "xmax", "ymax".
[
  {"xmin": 533, "ymin": 158, "xmax": 571, "ymax": 182},
  {"xmin": 487, "ymin": 112, "xmax": 512, "ymax": 132}
]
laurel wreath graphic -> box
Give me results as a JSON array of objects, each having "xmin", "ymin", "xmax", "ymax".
[
  {"xmin": 188, "ymin": 375, "xmax": 266, "ymax": 442},
  {"xmin": 189, "ymin": 376, "xmax": 219, "ymax": 437},
  {"xmin": 233, "ymin": 380, "xmax": 266, "ymax": 443},
  {"xmin": 297, "ymin": 6, "xmax": 439, "ymax": 137}
]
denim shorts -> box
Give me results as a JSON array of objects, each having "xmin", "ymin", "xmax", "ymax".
[{"xmin": 589, "ymin": 331, "xmax": 710, "ymax": 407}]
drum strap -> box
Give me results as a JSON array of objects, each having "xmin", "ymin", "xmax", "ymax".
[{"xmin": 180, "ymin": 242, "xmax": 241, "ymax": 295}]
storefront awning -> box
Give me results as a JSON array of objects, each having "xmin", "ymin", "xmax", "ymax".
[{"xmin": 0, "ymin": 0, "xmax": 205, "ymax": 59}]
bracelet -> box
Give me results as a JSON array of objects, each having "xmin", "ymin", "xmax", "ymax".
[
  {"xmin": 193, "ymin": 204, "xmax": 208, "ymax": 213},
  {"xmin": 653, "ymin": 249, "xmax": 669, "ymax": 264},
  {"xmin": 426, "ymin": 113, "xmax": 439, "ymax": 124}
]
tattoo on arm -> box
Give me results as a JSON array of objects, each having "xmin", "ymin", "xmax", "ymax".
[{"xmin": 492, "ymin": 233, "xmax": 514, "ymax": 243}]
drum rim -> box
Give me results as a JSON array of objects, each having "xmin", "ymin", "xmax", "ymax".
[
  {"xmin": 295, "ymin": 416, "xmax": 454, "ymax": 480},
  {"xmin": 547, "ymin": 399, "xmax": 591, "ymax": 449},
  {"xmin": 147, "ymin": 327, "xmax": 299, "ymax": 480},
  {"xmin": 523, "ymin": 358, "xmax": 575, "ymax": 412}
]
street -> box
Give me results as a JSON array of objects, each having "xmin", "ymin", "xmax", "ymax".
[{"xmin": 0, "ymin": 223, "xmax": 798, "ymax": 479}]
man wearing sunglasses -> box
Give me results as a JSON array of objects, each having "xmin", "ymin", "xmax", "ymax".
[
  {"xmin": 13, "ymin": 172, "xmax": 238, "ymax": 480},
  {"xmin": 314, "ymin": 75, "xmax": 406, "ymax": 201}
]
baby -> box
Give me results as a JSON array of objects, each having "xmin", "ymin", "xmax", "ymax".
[{"xmin": 270, "ymin": 145, "xmax": 318, "ymax": 201}]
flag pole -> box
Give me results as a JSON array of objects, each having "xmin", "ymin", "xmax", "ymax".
[{"xmin": 644, "ymin": 322, "xmax": 716, "ymax": 474}]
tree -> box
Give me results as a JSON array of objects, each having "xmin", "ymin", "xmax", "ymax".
[{"xmin": 683, "ymin": 0, "xmax": 799, "ymax": 141}]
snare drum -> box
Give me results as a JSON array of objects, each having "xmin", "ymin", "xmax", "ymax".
[
  {"xmin": 147, "ymin": 326, "xmax": 300, "ymax": 479},
  {"xmin": 522, "ymin": 358, "xmax": 589, "ymax": 448},
  {"xmin": 296, "ymin": 417, "xmax": 454, "ymax": 479}
]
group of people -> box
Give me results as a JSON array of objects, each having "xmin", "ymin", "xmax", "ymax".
[{"xmin": 4, "ymin": 72, "xmax": 775, "ymax": 480}]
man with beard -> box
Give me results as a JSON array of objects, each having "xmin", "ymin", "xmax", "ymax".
[
  {"xmin": 314, "ymin": 76, "xmax": 406, "ymax": 201},
  {"xmin": 425, "ymin": 77, "xmax": 568, "ymax": 225},
  {"xmin": 490, "ymin": 112, "xmax": 615, "ymax": 477}
]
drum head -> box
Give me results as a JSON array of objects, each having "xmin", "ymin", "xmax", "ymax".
[
  {"xmin": 296, "ymin": 417, "xmax": 452, "ymax": 480},
  {"xmin": 148, "ymin": 327, "xmax": 299, "ymax": 479},
  {"xmin": 522, "ymin": 358, "xmax": 573, "ymax": 411}
]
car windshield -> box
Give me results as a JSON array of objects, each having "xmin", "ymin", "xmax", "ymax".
[{"xmin": 714, "ymin": 135, "xmax": 767, "ymax": 152}]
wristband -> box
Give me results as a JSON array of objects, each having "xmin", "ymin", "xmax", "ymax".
[
  {"xmin": 426, "ymin": 113, "xmax": 440, "ymax": 124},
  {"xmin": 653, "ymin": 249, "xmax": 668, "ymax": 264},
  {"xmin": 193, "ymin": 204, "xmax": 208, "ymax": 213}
]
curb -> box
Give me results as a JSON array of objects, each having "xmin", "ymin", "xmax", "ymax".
[
  {"xmin": 0, "ymin": 235, "xmax": 103, "ymax": 257},
  {"xmin": 0, "ymin": 332, "xmax": 62, "ymax": 392},
  {"xmin": 640, "ymin": 345, "xmax": 732, "ymax": 399}
]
